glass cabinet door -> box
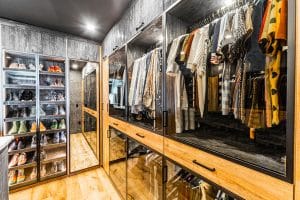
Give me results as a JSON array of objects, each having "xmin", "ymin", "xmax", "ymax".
[
  {"xmin": 38, "ymin": 56, "xmax": 67, "ymax": 180},
  {"xmin": 166, "ymin": 159, "xmax": 238, "ymax": 200},
  {"xmin": 127, "ymin": 138, "xmax": 163, "ymax": 200},
  {"xmin": 109, "ymin": 127, "xmax": 127, "ymax": 199},
  {"xmin": 109, "ymin": 47, "xmax": 127, "ymax": 120},
  {"xmin": 2, "ymin": 51, "xmax": 38, "ymax": 189},
  {"xmin": 164, "ymin": 0, "xmax": 292, "ymax": 180},
  {"xmin": 84, "ymin": 68, "xmax": 97, "ymax": 110}
]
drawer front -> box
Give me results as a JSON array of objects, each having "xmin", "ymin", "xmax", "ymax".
[
  {"xmin": 109, "ymin": 118, "xmax": 163, "ymax": 153},
  {"xmin": 164, "ymin": 138, "xmax": 293, "ymax": 200}
]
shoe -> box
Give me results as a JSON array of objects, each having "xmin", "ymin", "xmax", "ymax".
[
  {"xmin": 9, "ymin": 153, "xmax": 19, "ymax": 168},
  {"xmin": 19, "ymin": 108, "xmax": 28, "ymax": 118},
  {"xmin": 20, "ymin": 90, "xmax": 34, "ymax": 101},
  {"xmin": 30, "ymin": 168, "xmax": 37, "ymax": 180},
  {"xmin": 17, "ymin": 169, "xmax": 26, "ymax": 183},
  {"xmin": 31, "ymin": 135, "xmax": 37, "ymax": 148},
  {"xmin": 17, "ymin": 152, "xmax": 27, "ymax": 166},
  {"xmin": 40, "ymin": 107, "xmax": 46, "ymax": 116},
  {"xmin": 39, "ymin": 64, "xmax": 44, "ymax": 71},
  {"xmin": 17, "ymin": 140, "xmax": 25, "ymax": 150},
  {"xmin": 8, "ymin": 140, "xmax": 18, "ymax": 152},
  {"xmin": 6, "ymin": 92, "xmax": 13, "ymax": 101},
  {"xmin": 19, "ymin": 64, "xmax": 26, "ymax": 69},
  {"xmin": 57, "ymin": 93, "xmax": 65, "ymax": 101},
  {"xmin": 40, "ymin": 150, "xmax": 47, "ymax": 160},
  {"xmin": 53, "ymin": 132, "xmax": 60, "ymax": 144},
  {"xmin": 28, "ymin": 63, "xmax": 35, "ymax": 70},
  {"xmin": 53, "ymin": 105, "xmax": 59, "ymax": 115},
  {"xmin": 8, "ymin": 170, "xmax": 17, "ymax": 186},
  {"xmin": 41, "ymin": 135, "xmax": 48, "ymax": 146},
  {"xmin": 58, "ymin": 119, "xmax": 66, "ymax": 129},
  {"xmin": 18, "ymin": 121, "xmax": 28, "ymax": 134},
  {"xmin": 29, "ymin": 106, "xmax": 36, "ymax": 117},
  {"xmin": 48, "ymin": 66, "xmax": 55, "ymax": 72},
  {"xmin": 9, "ymin": 63, "xmax": 19, "ymax": 69},
  {"xmin": 57, "ymin": 79, "xmax": 64, "ymax": 87},
  {"xmin": 60, "ymin": 132, "xmax": 66, "ymax": 143},
  {"xmin": 8, "ymin": 121, "xmax": 19, "ymax": 135},
  {"xmin": 54, "ymin": 66, "xmax": 62, "ymax": 73},
  {"xmin": 41, "ymin": 165, "xmax": 47, "ymax": 177},
  {"xmin": 59, "ymin": 106, "xmax": 65, "ymax": 115},
  {"xmin": 50, "ymin": 120, "xmax": 58, "ymax": 130},
  {"xmin": 51, "ymin": 162, "xmax": 58, "ymax": 173},
  {"xmin": 30, "ymin": 122, "xmax": 37, "ymax": 132},
  {"xmin": 12, "ymin": 92, "xmax": 20, "ymax": 101},
  {"xmin": 57, "ymin": 161, "xmax": 66, "ymax": 172},
  {"xmin": 40, "ymin": 122, "xmax": 47, "ymax": 131}
]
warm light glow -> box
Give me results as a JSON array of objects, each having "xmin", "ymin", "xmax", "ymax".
[{"xmin": 85, "ymin": 23, "xmax": 96, "ymax": 32}]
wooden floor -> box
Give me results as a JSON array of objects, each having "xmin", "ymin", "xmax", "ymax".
[
  {"xmin": 9, "ymin": 168, "xmax": 121, "ymax": 200},
  {"xmin": 70, "ymin": 133, "xmax": 99, "ymax": 172}
]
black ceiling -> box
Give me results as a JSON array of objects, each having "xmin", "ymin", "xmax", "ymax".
[{"xmin": 0, "ymin": 0, "xmax": 131, "ymax": 43}]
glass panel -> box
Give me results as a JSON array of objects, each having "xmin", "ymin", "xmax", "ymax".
[
  {"xmin": 109, "ymin": 127, "xmax": 127, "ymax": 199},
  {"xmin": 69, "ymin": 60, "xmax": 99, "ymax": 173},
  {"xmin": 127, "ymin": 138, "xmax": 163, "ymax": 200},
  {"xmin": 165, "ymin": 0, "xmax": 290, "ymax": 178},
  {"xmin": 109, "ymin": 47, "xmax": 127, "ymax": 120},
  {"xmin": 84, "ymin": 69, "xmax": 97, "ymax": 110},
  {"xmin": 39, "ymin": 56, "xmax": 67, "ymax": 180},
  {"xmin": 166, "ymin": 159, "xmax": 238, "ymax": 199},
  {"xmin": 127, "ymin": 17, "xmax": 163, "ymax": 132},
  {"xmin": 2, "ymin": 52, "xmax": 38, "ymax": 189}
]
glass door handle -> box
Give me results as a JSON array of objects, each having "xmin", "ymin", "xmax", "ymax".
[{"xmin": 192, "ymin": 160, "xmax": 216, "ymax": 172}]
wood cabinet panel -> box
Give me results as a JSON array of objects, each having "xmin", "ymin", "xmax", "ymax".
[
  {"xmin": 164, "ymin": 138, "xmax": 293, "ymax": 200},
  {"xmin": 1, "ymin": 24, "xmax": 42, "ymax": 53}
]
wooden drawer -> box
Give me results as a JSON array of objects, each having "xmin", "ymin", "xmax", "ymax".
[
  {"xmin": 164, "ymin": 138, "xmax": 293, "ymax": 200},
  {"xmin": 109, "ymin": 118, "xmax": 163, "ymax": 153}
]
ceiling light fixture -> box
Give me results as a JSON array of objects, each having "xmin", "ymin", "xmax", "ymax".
[{"xmin": 86, "ymin": 23, "xmax": 96, "ymax": 32}]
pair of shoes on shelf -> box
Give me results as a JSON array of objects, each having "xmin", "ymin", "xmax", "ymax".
[
  {"xmin": 30, "ymin": 122, "xmax": 46, "ymax": 133},
  {"xmin": 53, "ymin": 132, "xmax": 66, "ymax": 144},
  {"xmin": 8, "ymin": 169, "xmax": 26, "ymax": 185},
  {"xmin": 8, "ymin": 152, "xmax": 27, "ymax": 167},
  {"xmin": 7, "ymin": 108, "xmax": 28, "ymax": 118},
  {"xmin": 48, "ymin": 65, "xmax": 63, "ymax": 73},
  {"xmin": 6, "ymin": 92, "xmax": 20, "ymax": 101},
  {"xmin": 51, "ymin": 160, "xmax": 66, "ymax": 173},
  {"xmin": 53, "ymin": 105, "xmax": 66, "ymax": 115},
  {"xmin": 50, "ymin": 78, "xmax": 64, "ymax": 87},
  {"xmin": 32, "ymin": 150, "xmax": 47, "ymax": 162},
  {"xmin": 8, "ymin": 139, "xmax": 25, "ymax": 152},
  {"xmin": 50, "ymin": 119, "xmax": 66, "ymax": 130},
  {"xmin": 8, "ymin": 121, "xmax": 28, "ymax": 135},
  {"xmin": 8, "ymin": 63, "xmax": 35, "ymax": 70},
  {"xmin": 29, "ymin": 106, "xmax": 46, "ymax": 117}
]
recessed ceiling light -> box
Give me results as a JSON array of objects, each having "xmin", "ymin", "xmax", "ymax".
[{"xmin": 86, "ymin": 23, "xmax": 96, "ymax": 32}]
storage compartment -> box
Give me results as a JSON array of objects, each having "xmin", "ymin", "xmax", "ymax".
[
  {"xmin": 109, "ymin": 47, "xmax": 127, "ymax": 120},
  {"xmin": 127, "ymin": 16, "xmax": 163, "ymax": 132},
  {"xmin": 166, "ymin": 159, "xmax": 240, "ymax": 200},
  {"xmin": 127, "ymin": 137, "xmax": 163, "ymax": 200},
  {"xmin": 164, "ymin": 0, "xmax": 292, "ymax": 181},
  {"xmin": 109, "ymin": 127, "xmax": 127, "ymax": 199}
]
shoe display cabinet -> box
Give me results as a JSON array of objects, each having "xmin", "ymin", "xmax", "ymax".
[
  {"xmin": 1, "ymin": 50, "xmax": 68, "ymax": 190},
  {"xmin": 108, "ymin": 127, "xmax": 163, "ymax": 200},
  {"xmin": 103, "ymin": 0, "xmax": 296, "ymax": 199}
]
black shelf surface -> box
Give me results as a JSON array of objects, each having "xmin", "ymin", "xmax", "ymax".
[
  {"xmin": 39, "ymin": 71, "xmax": 65, "ymax": 76},
  {"xmin": 9, "ymin": 162, "xmax": 37, "ymax": 170},
  {"xmin": 8, "ymin": 145, "xmax": 36, "ymax": 155},
  {"xmin": 4, "ymin": 116, "xmax": 36, "ymax": 122},
  {"xmin": 5, "ymin": 132, "xmax": 36, "ymax": 138},
  {"xmin": 40, "ymin": 101, "xmax": 66, "ymax": 105},
  {"xmin": 4, "ymin": 101, "xmax": 36, "ymax": 106},
  {"xmin": 41, "ymin": 142, "xmax": 66, "ymax": 150},
  {"xmin": 4, "ymin": 84, "xmax": 36, "ymax": 89},
  {"xmin": 40, "ymin": 115, "xmax": 66, "ymax": 120},
  {"xmin": 39, "ymin": 86, "xmax": 65, "ymax": 90}
]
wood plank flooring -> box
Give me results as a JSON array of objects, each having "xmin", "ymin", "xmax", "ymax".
[
  {"xmin": 70, "ymin": 133, "xmax": 99, "ymax": 172},
  {"xmin": 9, "ymin": 168, "xmax": 121, "ymax": 200}
]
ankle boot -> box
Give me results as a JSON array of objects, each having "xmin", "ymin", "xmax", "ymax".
[
  {"xmin": 18, "ymin": 121, "xmax": 28, "ymax": 134},
  {"xmin": 8, "ymin": 121, "xmax": 19, "ymax": 135},
  {"xmin": 58, "ymin": 119, "xmax": 66, "ymax": 129}
]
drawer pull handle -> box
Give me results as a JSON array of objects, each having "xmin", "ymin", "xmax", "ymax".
[
  {"xmin": 113, "ymin": 123, "xmax": 119, "ymax": 126},
  {"xmin": 192, "ymin": 160, "xmax": 216, "ymax": 172},
  {"xmin": 136, "ymin": 133, "xmax": 145, "ymax": 138}
]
